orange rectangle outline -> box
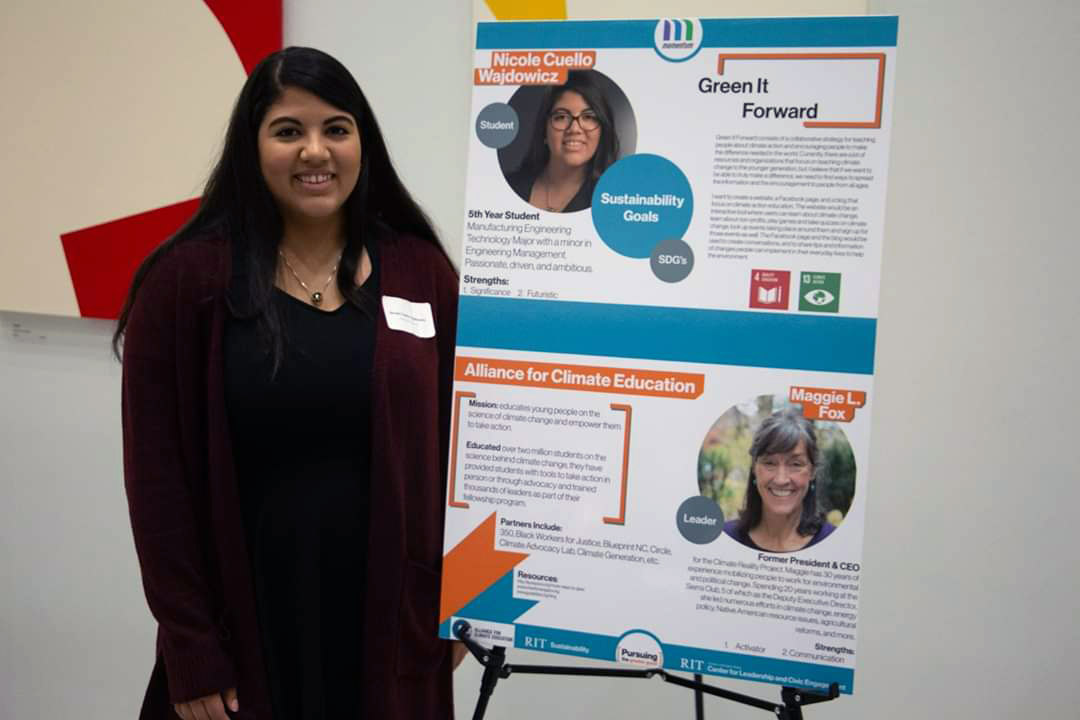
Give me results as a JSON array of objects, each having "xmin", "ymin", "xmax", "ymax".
[
  {"xmin": 447, "ymin": 390, "xmax": 475, "ymax": 509},
  {"xmin": 716, "ymin": 52, "xmax": 887, "ymax": 129},
  {"xmin": 603, "ymin": 403, "xmax": 632, "ymax": 525}
]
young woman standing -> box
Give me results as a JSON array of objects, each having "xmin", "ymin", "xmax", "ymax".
[{"xmin": 116, "ymin": 47, "xmax": 462, "ymax": 719}]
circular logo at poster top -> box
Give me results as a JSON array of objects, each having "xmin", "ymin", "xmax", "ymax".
[
  {"xmin": 476, "ymin": 102, "xmax": 519, "ymax": 148},
  {"xmin": 591, "ymin": 154, "xmax": 693, "ymax": 259},
  {"xmin": 615, "ymin": 630, "xmax": 664, "ymax": 668},
  {"xmin": 654, "ymin": 18, "xmax": 704, "ymax": 62}
]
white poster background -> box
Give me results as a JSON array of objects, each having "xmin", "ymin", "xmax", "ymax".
[{"xmin": 441, "ymin": 17, "xmax": 896, "ymax": 695}]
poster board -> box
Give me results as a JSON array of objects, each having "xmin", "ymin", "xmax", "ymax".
[{"xmin": 440, "ymin": 16, "xmax": 897, "ymax": 694}]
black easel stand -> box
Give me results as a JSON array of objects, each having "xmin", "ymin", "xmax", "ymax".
[{"xmin": 454, "ymin": 621, "xmax": 839, "ymax": 720}]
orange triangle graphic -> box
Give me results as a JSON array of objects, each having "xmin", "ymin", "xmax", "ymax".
[{"xmin": 440, "ymin": 513, "xmax": 529, "ymax": 623}]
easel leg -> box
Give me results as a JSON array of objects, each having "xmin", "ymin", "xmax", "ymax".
[{"xmin": 472, "ymin": 645, "xmax": 506, "ymax": 720}]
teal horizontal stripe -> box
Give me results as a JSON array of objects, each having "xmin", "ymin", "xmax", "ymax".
[
  {"xmin": 665, "ymin": 641, "xmax": 855, "ymax": 694},
  {"xmin": 702, "ymin": 16, "xmax": 896, "ymax": 48},
  {"xmin": 478, "ymin": 19, "xmax": 653, "ymax": 49},
  {"xmin": 477, "ymin": 17, "xmax": 897, "ymax": 50},
  {"xmin": 514, "ymin": 623, "xmax": 618, "ymax": 658},
  {"xmin": 450, "ymin": 619, "xmax": 855, "ymax": 693},
  {"xmin": 457, "ymin": 297, "xmax": 876, "ymax": 375}
]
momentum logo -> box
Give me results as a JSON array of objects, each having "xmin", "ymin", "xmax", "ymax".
[
  {"xmin": 654, "ymin": 18, "xmax": 704, "ymax": 62},
  {"xmin": 662, "ymin": 19, "xmax": 693, "ymax": 42}
]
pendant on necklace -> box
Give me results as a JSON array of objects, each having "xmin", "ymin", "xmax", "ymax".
[{"xmin": 311, "ymin": 292, "xmax": 323, "ymax": 305}]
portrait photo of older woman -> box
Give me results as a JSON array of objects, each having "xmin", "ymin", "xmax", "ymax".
[
  {"xmin": 723, "ymin": 409, "xmax": 834, "ymax": 552},
  {"xmin": 698, "ymin": 398, "xmax": 856, "ymax": 554}
]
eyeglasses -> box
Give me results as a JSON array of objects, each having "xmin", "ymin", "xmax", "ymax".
[{"xmin": 549, "ymin": 109, "xmax": 600, "ymax": 132}]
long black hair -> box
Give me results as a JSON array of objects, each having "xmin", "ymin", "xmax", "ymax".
[
  {"xmin": 113, "ymin": 46, "xmax": 446, "ymax": 367},
  {"xmin": 520, "ymin": 70, "xmax": 620, "ymax": 183},
  {"xmin": 737, "ymin": 409, "xmax": 823, "ymax": 538}
]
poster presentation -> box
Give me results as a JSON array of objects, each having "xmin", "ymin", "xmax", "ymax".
[{"xmin": 439, "ymin": 16, "xmax": 897, "ymax": 694}]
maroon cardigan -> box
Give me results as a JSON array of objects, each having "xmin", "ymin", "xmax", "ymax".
[{"xmin": 122, "ymin": 231, "xmax": 457, "ymax": 719}]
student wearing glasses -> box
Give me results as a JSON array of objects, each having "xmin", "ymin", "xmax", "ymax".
[
  {"xmin": 508, "ymin": 70, "xmax": 620, "ymax": 213},
  {"xmin": 724, "ymin": 409, "xmax": 836, "ymax": 553}
]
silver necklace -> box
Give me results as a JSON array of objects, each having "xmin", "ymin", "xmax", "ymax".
[
  {"xmin": 543, "ymin": 175, "xmax": 583, "ymax": 212},
  {"xmin": 544, "ymin": 178, "xmax": 559, "ymax": 212},
  {"xmin": 278, "ymin": 249, "xmax": 342, "ymax": 305}
]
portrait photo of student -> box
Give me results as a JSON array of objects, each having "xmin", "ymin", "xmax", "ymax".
[{"xmin": 499, "ymin": 69, "xmax": 636, "ymax": 213}]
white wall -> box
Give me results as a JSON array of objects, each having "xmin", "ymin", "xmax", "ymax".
[
  {"xmin": 1, "ymin": 1, "xmax": 1078, "ymax": 718},
  {"xmin": 284, "ymin": 0, "xmax": 474, "ymax": 251},
  {"xmin": 0, "ymin": 0, "xmax": 246, "ymax": 316}
]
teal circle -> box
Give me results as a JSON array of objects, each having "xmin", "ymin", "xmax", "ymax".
[{"xmin": 591, "ymin": 154, "xmax": 693, "ymax": 259}]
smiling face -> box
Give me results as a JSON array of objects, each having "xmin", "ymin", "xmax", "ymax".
[
  {"xmin": 545, "ymin": 90, "xmax": 601, "ymax": 171},
  {"xmin": 257, "ymin": 86, "xmax": 362, "ymax": 227},
  {"xmin": 753, "ymin": 439, "xmax": 813, "ymax": 521}
]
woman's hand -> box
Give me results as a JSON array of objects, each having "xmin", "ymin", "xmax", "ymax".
[
  {"xmin": 174, "ymin": 688, "xmax": 238, "ymax": 719},
  {"xmin": 452, "ymin": 640, "xmax": 469, "ymax": 671}
]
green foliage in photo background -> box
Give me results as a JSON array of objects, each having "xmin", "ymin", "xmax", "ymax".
[{"xmin": 697, "ymin": 395, "xmax": 856, "ymax": 526}]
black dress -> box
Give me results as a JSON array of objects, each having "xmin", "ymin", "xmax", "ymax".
[
  {"xmin": 506, "ymin": 166, "xmax": 597, "ymax": 213},
  {"xmin": 224, "ymin": 266, "xmax": 378, "ymax": 719}
]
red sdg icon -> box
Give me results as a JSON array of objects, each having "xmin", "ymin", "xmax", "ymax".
[{"xmin": 749, "ymin": 269, "xmax": 790, "ymax": 310}]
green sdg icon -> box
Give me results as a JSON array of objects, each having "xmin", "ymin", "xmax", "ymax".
[{"xmin": 799, "ymin": 272, "xmax": 841, "ymax": 313}]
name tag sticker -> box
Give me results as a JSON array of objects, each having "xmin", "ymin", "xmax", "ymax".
[{"xmin": 382, "ymin": 296, "xmax": 436, "ymax": 338}]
